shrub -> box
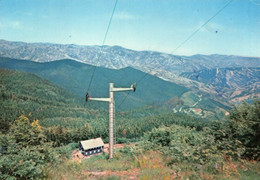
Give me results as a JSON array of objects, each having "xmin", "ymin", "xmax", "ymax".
[
  {"xmin": 227, "ymin": 100, "xmax": 260, "ymax": 159},
  {"xmin": 141, "ymin": 124, "xmax": 225, "ymax": 165}
]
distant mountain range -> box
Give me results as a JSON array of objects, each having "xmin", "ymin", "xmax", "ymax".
[
  {"xmin": 1, "ymin": 40, "xmax": 259, "ymax": 72},
  {"xmin": 0, "ymin": 39, "xmax": 259, "ymax": 104}
]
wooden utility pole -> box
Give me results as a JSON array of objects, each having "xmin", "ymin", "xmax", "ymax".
[{"xmin": 87, "ymin": 83, "xmax": 136, "ymax": 159}]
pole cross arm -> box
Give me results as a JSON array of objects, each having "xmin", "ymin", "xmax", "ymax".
[
  {"xmin": 88, "ymin": 97, "xmax": 111, "ymax": 102},
  {"xmin": 112, "ymin": 83, "xmax": 137, "ymax": 92},
  {"xmin": 112, "ymin": 87, "xmax": 133, "ymax": 92}
]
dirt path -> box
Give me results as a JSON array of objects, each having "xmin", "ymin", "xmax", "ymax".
[{"xmin": 82, "ymin": 168, "xmax": 139, "ymax": 179}]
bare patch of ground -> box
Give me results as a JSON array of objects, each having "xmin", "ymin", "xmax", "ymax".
[{"xmin": 231, "ymin": 95, "xmax": 251, "ymax": 102}]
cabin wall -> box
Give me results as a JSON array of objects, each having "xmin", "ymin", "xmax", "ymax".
[{"xmin": 80, "ymin": 145, "xmax": 104, "ymax": 156}]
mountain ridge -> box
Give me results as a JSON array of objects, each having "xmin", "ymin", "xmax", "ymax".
[
  {"xmin": 1, "ymin": 39, "xmax": 259, "ymax": 58},
  {"xmin": 1, "ymin": 39, "xmax": 259, "ymax": 105},
  {"xmin": 1, "ymin": 39, "xmax": 259, "ymax": 72}
]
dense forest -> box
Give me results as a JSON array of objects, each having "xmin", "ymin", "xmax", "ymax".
[
  {"xmin": 0, "ymin": 68, "xmax": 259, "ymax": 179},
  {"xmin": 0, "ymin": 69, "xmax": 209, "ymax": 144}
]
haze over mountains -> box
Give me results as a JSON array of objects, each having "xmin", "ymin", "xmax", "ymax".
[{"xmin": 0, "ymin": 39, "xmax": 259, "ymax": 107}]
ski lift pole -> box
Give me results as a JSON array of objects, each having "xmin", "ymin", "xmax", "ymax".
[
  {"xmin": 109, "ymin": 83, "xmax": 114, "ymax": 159},
  {"xmin": 86, "ymin": 82, "xmax": 136, "ymax": 159}
]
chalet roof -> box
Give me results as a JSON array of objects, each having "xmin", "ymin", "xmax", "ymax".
[{"xmin": 80, "ymin": 138, "xmax": 104, "ymax": 150}]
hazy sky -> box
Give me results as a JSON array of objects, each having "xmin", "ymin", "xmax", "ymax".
[{"xmin": 0, "ymin": 0, "xmax": 260, "ymax": 56}]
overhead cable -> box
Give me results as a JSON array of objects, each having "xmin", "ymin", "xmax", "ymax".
[
  {"xmin": 86, "ymin": 0, "xmax": 119, "ymax": 93},
  {"xmin": 117, "ymin": 0, "xmax": 234, "ymax": 109}
]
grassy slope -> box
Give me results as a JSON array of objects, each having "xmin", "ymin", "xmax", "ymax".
[{"xmin": 48, "ymin": 142, "xmax": 260, "ymax": 180}]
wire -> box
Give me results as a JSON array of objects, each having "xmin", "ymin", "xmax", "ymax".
[
  {"xmin": 116, "ymin": 0, "xmax": 234, "ymax": 109},
  {"xmin": 171, "ymin": 0, "xmax": 234, "ymax": 54},
  {"xmin": 116, "ymin": 91, "xmax": 131, "ymax": 109},
  {"xmin": 86, "ymin": 0, "xmax": 119, "ymax": 93}
]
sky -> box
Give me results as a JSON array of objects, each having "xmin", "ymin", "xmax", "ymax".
[{"xmin": 0, "ymin": 0, "xmax": 260, "ymax": 56}]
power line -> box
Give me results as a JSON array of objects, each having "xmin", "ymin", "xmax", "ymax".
[
  {"xmin": 86, "ymin": 0, "xmax": 119, "ymax": 93},
  {"xmin": 116, "ymin": 0, "xmax": 234, "ymax": 110}
]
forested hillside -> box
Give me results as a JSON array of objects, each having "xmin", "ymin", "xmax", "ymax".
[
  {"xmin": 0, "ymin": 69, "xmax": 82, "ymax": 132},
  {"xmin": 0, "ymin": 68, "xmax": 209, "ymax": 142},
  {"xmin": 0, "ymin": 57, "xmax": 188, "ymax": 108},
  {"xmin": 0, "ymin": 57, "xmax": 230, "ymax": 119}
]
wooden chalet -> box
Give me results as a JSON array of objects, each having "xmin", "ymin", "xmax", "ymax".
[{"xmin": 79, "ymin": 138, "xmax": 104, "ymax": 156}]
